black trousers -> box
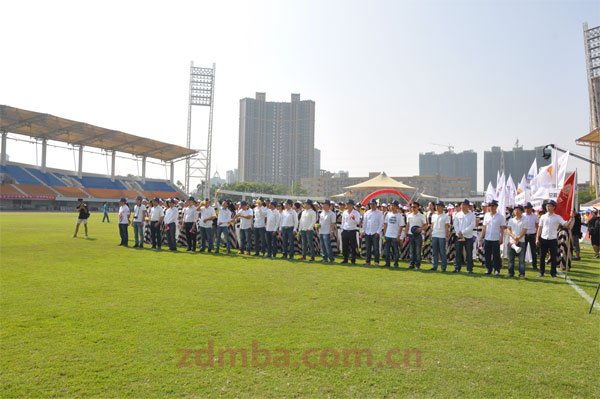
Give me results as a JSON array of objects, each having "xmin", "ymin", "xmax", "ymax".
[
  {"xmin": 364, "ymin": 234, "xmax": 380, "ymax": 263},
  {"xmin": 484, "ymin": 240, "xmax": 502, "ymax": 272},
  {"xmin": 524, "ymin": 234, "xmax": 537, "ymax": 268},
  {"xmin": 150, "ymin": 221, "xmax": 161, "ymax": 248},
  {"xmin": 118, "ymin": 223, "xmax": 128, "ymax": 246},
  {"xmin": 184, "ymin": 222, "xmax": 196, "ymax": 250},
  {"xmin": 539, "ymin": 238, "xmax": 558, "ymax": 276},
  {"xmin": 342, "ymin": 229, "xmax": 358, "ymax": 261}
]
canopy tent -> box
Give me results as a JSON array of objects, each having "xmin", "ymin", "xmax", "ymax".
[
  {"xmin": 344, "ymin": 172, "xmax": 415, "ymax": 190},
  {"xmin": 331, "ymin": 191, "xmax": 353, "ymax": 198},
  {"xmin": 576, "ymin": 128, "xmax": 600, "ymax": 145},
  {"xmin": 0, "ymin": 105, "xmax": 197, "ymax": 162}
]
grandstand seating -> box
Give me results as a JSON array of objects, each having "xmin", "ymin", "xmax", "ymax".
[
  {"xmin": 140, "ymin": 181, "xmax": 175, "ymax": 192},
  {"xmin": 14, "ymin": 184, "xmax": 57, "ymax": 197},
  {"xmin": 0, "ymin": 183, "xmax": 25, "ymax": 196},
  {"xmin": 0, "ymin": 162, "xmax": 183, "ymax": 201},
  {"xmin": 25, "ymin": 168, "xmax": 66, "ymax": 186},
  {"xmin": 77, "ymin": 176, "xmax": 126, "ymax": 190},
  {"xmin": 52, "ymin": 186, "xmax": 90, "ymax": 198},
  {"xmin": 1, "ymin": 165, "xmax": 40, "ymax": 185}
]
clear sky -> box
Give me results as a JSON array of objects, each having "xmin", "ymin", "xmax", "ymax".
[{"xmin": 2, "ymin": 0, "xmax": 599, "ymax": 191}]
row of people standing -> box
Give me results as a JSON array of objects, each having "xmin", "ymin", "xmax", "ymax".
[{"xmin": 113, "ymin": 195, "xmax": 576, "ymax": 278}]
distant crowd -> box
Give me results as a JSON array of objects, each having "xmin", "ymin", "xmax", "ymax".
[{"xmin": 73, "ymin": 195, "xmax": 600, "ymax": 279}]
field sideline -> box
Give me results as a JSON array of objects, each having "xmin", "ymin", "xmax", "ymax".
[{"xmin": 1, "ymin": 212, "xmax": 599, "ymax": 398}]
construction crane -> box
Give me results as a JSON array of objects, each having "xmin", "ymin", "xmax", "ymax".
[{"xmin": 428, "ymin": 142, "xmax": 455, "ymax": 152}]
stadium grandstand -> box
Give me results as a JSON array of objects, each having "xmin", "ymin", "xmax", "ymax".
[{"xmin": 0, "ymin": 105, "xmax": 196, "ymax": 210}]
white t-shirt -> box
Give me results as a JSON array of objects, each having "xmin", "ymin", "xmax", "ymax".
[
  {"xmin": 182, "ymin": 205, "xmax": 197, "ymax": 223},
  {"xmin": 198, "ymin": 206, "xmax": 216, "ymax": 228},
  {"xmin": 522, "ymin": 212, "xmax": 539, "ymax": 234},
  {"xmin": 266, "ymin": 209, "xmax": 280, "ymax": 232},
  {"xmin": 483, "ymin": 212, "xmax": 506, "ymax": 241},
  {"xmin": 453, "ymin": 211, "xmax": 476, "ymax": 238},
  {"xmin": 217, "ymin": 208, "xmax": 232, "ymax": 227},
  {"xmin": 318, "ymin": 210, "xmax": 336, "ymax": 235},
  {"xmin": 164, "ymin": 207, "xmax": 179, "ymax": 225},
  {"xmin": 238, "ymin": 208, "xmax": 254, "ymax": 230},
  {"xmin": 253, "ymin": 206, "xmax": 267, "ymax": 228},
  {"xmin": 299, "ymin": 209, "xmax": 317, "ymax": 231},
  {"xmin": 507, "ymin": 217, "xmax": 527, "ymax": 243},
  {"xmin": 430, "ymin": 212, "xmax": 449, "ymax": 239},
  {"xmin": 279, "ymin": 208, "xmax": 298, "ymax": 229},
  {"xmin": 133, "ymin": 204, "xmax": 146, "ymax": 223},
  {"xmin": 384, "ymin": 212, "xmax": 405, "ymax": 238},
  {"xmin": 539, "ymin": 213, "xmax": 567, "ymax": 240},
  {"xmin": 341, "ymin": 209, "xmax": 361, "ymax": 230},
  {"xmin": 363, "ymin": 209, "xmax": 384, "ymax": 235},
  {"xmin": 406, "ymin": 212, "xmax": 427, "ymax": 235},
  {"xmin": 118, "ymin": 204, "xmax": 130, "ymax": 224},
  {"xmin": 150, "ymin": 206, "xmax": 164, "ymax": 222}
]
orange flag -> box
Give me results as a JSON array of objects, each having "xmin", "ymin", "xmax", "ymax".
[{"xmin": 555, "ymin": 171, "xmax": 575, "ymax": 220}]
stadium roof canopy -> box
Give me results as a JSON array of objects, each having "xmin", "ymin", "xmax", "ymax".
[
  {"xmin": 576, "ymin": 128, "xmax": 600, "ymax": 145},
  {"xmin": 0, "ymin": 105, "xmax": 196, "ymax": 162}
]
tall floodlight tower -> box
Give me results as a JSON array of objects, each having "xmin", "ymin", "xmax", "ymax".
[
  {"xmin": 185, "ymin": 61, "xmax": 215, "ymax": 199},
  {"xmin": 583, "ymin": 23, "xmax": 600, "ymax": 196}
]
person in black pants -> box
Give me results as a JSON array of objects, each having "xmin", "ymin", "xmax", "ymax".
[
  {"xmin": 536, "ymin": 200, "xmax": 573, "ymax": 277},
  {"xmin": 182, "ymin": 197, "xmax": 198, "ymax": 251},
  {"xmin": 341, "ymin": 200, "xmax": 361, "ymax": 264},
  {"xmin": 523, "ymin": 203, "xmax": 539, "ymax": 270},
  {"xmin": 480, "ymin": 200, "xmax": 505, "ymax": 275}
]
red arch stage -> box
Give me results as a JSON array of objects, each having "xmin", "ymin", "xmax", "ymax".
[{"xmin": 361, "ymin": 189, "xmax": 411, "ymax": 206}]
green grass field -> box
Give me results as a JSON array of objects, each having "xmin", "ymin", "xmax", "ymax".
[{"xmin": 1, "ymin": 212, "xmax": 599, "ymax": 398}]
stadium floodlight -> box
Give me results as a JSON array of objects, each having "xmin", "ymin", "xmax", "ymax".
[{"xmin": 185, "ymin": 61, "xmax": 215, "ymax": 199}]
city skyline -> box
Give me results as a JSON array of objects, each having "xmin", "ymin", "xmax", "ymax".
[{"xmin": 1, "ymin": 1, "xmax": 598, "ymax": 192}]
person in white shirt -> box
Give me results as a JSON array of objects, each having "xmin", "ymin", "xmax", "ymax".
[
  {"xmin": 299, "ymin": 199, "xmax": 317, "ymax": 261},
  {"xmin": 163, "ymin": 199, "xmax": 179, "ymax": 251},
  {"xmin": 198, "ymin": 199, "xmax": 217, "ymax": 252},
  {"xmin": 265, "ymin": 201, "xmax": 281, "ymax": 259},
  {"xmin": 522, "ymin": 202, "xmax": 540, "ymax": 270},
  {"xmin": 362, "ymin": 199, "xmax": 384, "ymax": 266},
  {"xmin": 279, "ymin": 199, "xmax": 299, "ymax": 259},
  {"xmin": 405, "ymin": 202, "xmax": 428, "ymax": 270},
  {"xmin": 383, "ymin": 200, "xmax": 405, "ymax": 267},
  {"xmin": 181, "ymin": 197, "xmax": 198, "ymax": 251},
  {"xmin": 215, "ymin": 200, "xmax": 232, "ymax": 254},
  {"xmin": 149, "ymin": 197, "xmax": 165, "ymax": 249},
  {"xmin": 452, "ymin": 199, "xmax": 476, "ymax": 273},
  {"xmin": 536, "ymin": 200, "xmax": 574, "ymax": 277},
  {"xmin": 341, "ymin": 199, "xmax": 362, "ymax": 264},
  {"xmin": 429, "ymin": 201, "xmax": 450, "ymax": 272},
  {"xmin": 317, "ymin": 199, "xmax": 336, "ymax": 263},
  {"xmin": 253, "ymin": 199, "xmax": 268, "ymax": 256},
  {"xmin": 507, "ymin": 205, "xmax": 528, "ymax": 278},
  {"xmin": 481, "ymin": 200, "xmax": 506, "ymax": 275},
  {"xmin": 234, "ymin": 201, "xmax": 254, "ymax": 255},
  {"xmin": 118, "ymin": 197, "xmax": 131, "ymax": 247},
  {"xmin": 132, "ymin": 196, "xmax": 147, "ymax": 248}
]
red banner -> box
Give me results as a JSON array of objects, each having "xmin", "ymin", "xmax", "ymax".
[
  {"xmin": 555, "ymin": 171, "xmax": 575, "ymax": 220},
  {"xmin": 0, "ymin": 194, "xmax": 56, "ymax": 200}
]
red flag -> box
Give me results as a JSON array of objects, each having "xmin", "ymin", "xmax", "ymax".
[{"xmin": 555, "ymin": 171, "xmax": 575, "ymax": 220}]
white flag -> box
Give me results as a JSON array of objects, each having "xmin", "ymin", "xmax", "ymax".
[
  {"xmin": 530, "ymin": 164, "xmax": 554, "ymax": 200},
  {"xmin": 556, "ymin": 151, "xmax": 569, "ymax": 190},
  {"xmin": 485, "ymin": 182, "xmax": 496, "ymax": 202},
  {"xmin": 517, "ymin": 174, "xmax": 526, "ymax": 194},
  {"xmin": 495, "ymin": 172, "xmax": 505, "ymax": 201},
  {"xmin": 505, "ymin": 175, "xmax": 517, "ymax": 207},
  {"xmin": 526, "ymin": 158, "xmax": 538, "ymax": 181}
]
